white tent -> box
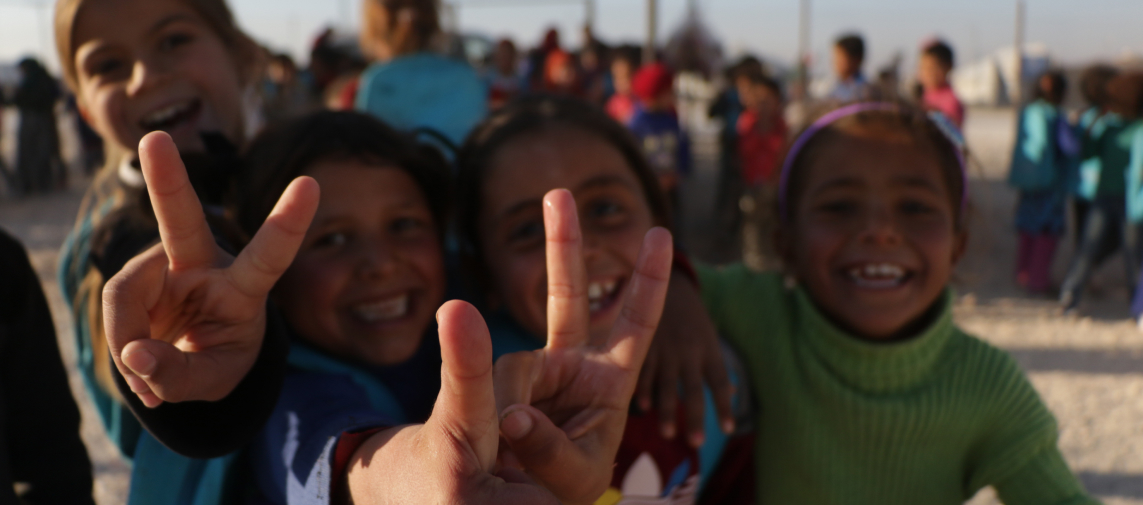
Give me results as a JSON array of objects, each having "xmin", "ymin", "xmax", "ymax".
[{"xmin": 952, "ymin": 43, "xmax": 1051, "ymax": 106}]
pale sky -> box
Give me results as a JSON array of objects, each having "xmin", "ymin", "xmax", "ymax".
[{"xmin": 1, "ymin": 0, "xmax": 1140, "ymax": 77}]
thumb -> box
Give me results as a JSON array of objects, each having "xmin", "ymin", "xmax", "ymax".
[{"xmin": 429, "ymin": 300, "xmax": 499, "ymax": 469}]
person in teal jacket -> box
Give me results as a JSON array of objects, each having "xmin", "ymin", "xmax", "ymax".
[
  {"xmin": 1007, "ymin": 71, "xmax": 1076, "ymax": 294},
  {"xmin": 1061, "ymin": 72, "xmax": 1143, "ymax": 313},
  {"xmin": 355, "ymin": 0, "xmax": 488, "ymax": 150},
  {"xmin": 1071, "ymin": 64, "xmax": 1120, "ymax": 243}
]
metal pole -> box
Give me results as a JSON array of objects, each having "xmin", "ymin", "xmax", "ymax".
[
  {"xmin": 644, "ymin": 0, "xmax": 657, "ymax": 64},
  {"xmin": 585, "ymin": 0, "xmax": 595, "ymax": 35},
  {"xmin": 1013, "ymin": 0, "xmax": 1025, "ymax": 105},
  {"xmin": 798, "ymin": 0, "xmax": 811, "ymax": 98},
  {"xmin": 340, "ymin": 0, "xmax": 351, "ymax": 28}
]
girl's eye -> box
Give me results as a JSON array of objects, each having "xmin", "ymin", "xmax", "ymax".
[
  {"xmin": 313, "ymin": 232, "xmax": 348, "ymax": 249},
  {"xmin": 509, "ymin": 220, "xmax": 544, "ymax": 243},
  {"xmin": 899, "ymin": 200, "xmax": 936, "ymax": 215},
  {"xmin": 589, "ymin": 200, "xmax": 623, "ymax": 218},
  {"xmin": 159, "ymin": 32, "xmax": 194, "ymax": 52},
  {"xmin": 391, "ymin": 217, "xmax": 426, "ymax": 234},
  {"xmin": 91, "ymin": 58, "xmax": 124, "ymax": 77},
  {"xmin": 817, "ymin": 200, "xmax": 858, "ymax": 215}
]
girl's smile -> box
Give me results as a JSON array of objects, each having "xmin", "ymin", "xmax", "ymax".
[
  {"xmin": 72, "ymin": 0, "xmax": 247, "ymax": 154},
  {"xmin": 785, "ymin": 132, "xmax": 966, "ymax": 340},
  {"xmin": 274, "ymin": 160, "xmax": 445, "ymax": 366}
]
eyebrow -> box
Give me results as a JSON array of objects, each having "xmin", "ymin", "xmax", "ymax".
[
  {"xmin": 148, "ymin": 14, "xmax": 200, "ymax": 36},
  {"xmin": 495, "ymin": 173, "xmax": 638, "ymax": 222}
]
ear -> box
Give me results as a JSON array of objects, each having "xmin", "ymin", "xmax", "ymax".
[{"xmin": 950, "ymin": 229, "xmax": 969, "ymax": 266}]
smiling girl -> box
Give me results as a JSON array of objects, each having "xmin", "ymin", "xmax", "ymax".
[
  {"xmin": 697, "ymin": 102, "xmax": 1096, "ymax": 504},
  {"xmin": 55, "ymin": 0, "xmax": 261, "ymax": 463},
  {"xmin": 458, "ymin": 96, "xmax": 754, "ymax": 505}
]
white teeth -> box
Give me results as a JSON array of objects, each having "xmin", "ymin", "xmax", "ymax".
[
  {"xmin": 352, "ymin": 295, "xmax": 409, "ymax": 323},
  {"xmin": 847, "ymin": 263, "xmax": 907, "ymax": 289},
  {"xmin": 142, "ymin": 101, "xmax": 192, "ymax": 127},
  {"xmin": 588, "ymin": 282, "xmax": 603, "ymax": 302}
]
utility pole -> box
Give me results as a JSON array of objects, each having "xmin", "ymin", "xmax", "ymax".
[
  {"xmin": 797, "ymin": 0, "xmax": 811, "ymax": 98},
  {"xmin": 585, "ymin": 0, "xmax": 595, "ymax": 36},
  {"xmin": 1013, "ymin": 0, "xmax": 1025, "ymax": 106},
  {"xmin": 644, "ymin": 0, "xmax": 657, "ymax": 64},
  {"xmin": 341, "ymin": 0, "xmax": 351, "ymax": 29}
]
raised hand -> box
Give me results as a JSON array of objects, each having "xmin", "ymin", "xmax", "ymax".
[
  {"xmin": 636, "ymin": 274, "xmax": 736, "ymax": 448},
  {"xmin": 344, "ymin": 301, "xmax": 560, "ymax": 505},
  {"xmin": 492, "ymin": 189, "xmax": 674, "ymax": 505},
  {"xmin": 102, "ymin": 132, "xmax": 319, "ymax": 407}
]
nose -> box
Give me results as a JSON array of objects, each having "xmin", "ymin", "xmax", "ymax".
[
  {"xmin": 126, "ymin": 56, "xmax": 169, "ymax": 96},
  {"xmin": 355, "ymin": 237, "xmax": 398, "ymax": 280},
  {"xmin": 859, "ymin": 205, "xmax": 902, "ymax": 246}
]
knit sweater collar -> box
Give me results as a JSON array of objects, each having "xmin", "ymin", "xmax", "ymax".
[{"xmin": 795, "ymin": 287, "xmax": 956, "ymax": 394}]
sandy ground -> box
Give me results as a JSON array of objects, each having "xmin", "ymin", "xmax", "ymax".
[{"xmin": 1, "ymin": 106, "xmax": 1141, "ymax": 504}]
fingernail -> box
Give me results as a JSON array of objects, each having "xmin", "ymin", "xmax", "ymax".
[
  {"xmin": 124, "ymin": 374, "xmax": 150, "ymax": 394},
  {"xmin": 689, "ymin": 432, "xmax": 705, "ymax": 448},
  {"xmin": 501, "ymin": 409, "xmax": 534, "ymax": 441},
  {"xmin": 124, "ymin": 349, "xmax": 157, "ymax": 377},
  {"xmin": 661, "ymin": 423, "xmax": 676, "ymax": 440},
  {"xmin": 722, "ymin": 420, "xmax": 735, "ymax": 434}
]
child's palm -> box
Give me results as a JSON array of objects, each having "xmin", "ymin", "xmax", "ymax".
[{"xmin": 103, "ymin": 132, "xmax": 319, "ymax": 407}]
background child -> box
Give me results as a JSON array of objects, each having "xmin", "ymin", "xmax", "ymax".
[
  {"xmin": 356, "ymin": 0, "xmax": 487, "ymax": 147},
  {"xmin": 828, "ymin": 33, "xmax": 871, "ymax": 102},
  {"xmin": 605, "ymin": 48, "xmax": 639, "ymax": 125},
  {"xmin": 917, "ymin": 39, "xmax": 965, "ymax": 129},
  {"xmin": 735, "ymin": 69, "xmax": 788, "ymax": 271},
  {"xmin": 697, "ymin": 102, "xmax": 1096, "ymax": 504},
  {"xmin": 456, "ymin": 96, "xmax": 754, "ymax": 504},
  {"xmin": 629, "ymin": 63, "xmax": 691, "ymax": 230},
  {"xmin": 1060, "ymin": 72, "xmax": 1143, "ymax": 313},
  {"xmin": 1008, "ymin": 71, "xmax": 1075, "ymax": 294},
  {"xmin": 1071, "ymin": 64, "xmax": 1120, "ymax": 245},
  {"xmin": 486, "ymin": 38, "xmax": 523, "ymax": 109}
]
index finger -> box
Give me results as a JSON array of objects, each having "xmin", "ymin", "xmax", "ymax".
[
  {"xmin": 606, "ymin": 227, "xmax": 673, "ymax": 373},
  {"xmin": 139, "ymin": 132, "xmax": 216, "ymax": 270},
  {"xmin": 543, "ymin": 189, "xmax": 590, "ymax": 349}
]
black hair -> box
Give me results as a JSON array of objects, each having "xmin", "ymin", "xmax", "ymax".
[
  {"xmin": 922, "ymin": 40, "xmax": 955, "ymax": 69},
  {"xmin": 728, "ymin": 55, "xmax": 766, "ymax": 81},
  {"xmin": 741, "ymin": 67, "xmax": 782, "ymax": 99},
  {"xmin": 834, "ymin": 34, "xmax": 865, "ymax": 64},
  {"xmin": 1079, "ymin": 64, "xmax": 1119, "ymax": 109},
  {"xmin": 233, "ymin": 110, "xmax": 452, "ymax": 241},
  {"xmin": 1106, "ymin": 72, "xmax": 1143, "ymax": 120},
  {"xmin": 781, "ymin": 102, "xmax": 967, "ymax": 231},
  {"xmin": 455, "ymin": 95, "xmax": 670, "ymax": 294},
  {"xmin": 1033, "ymin": 70, "xmax": 1068, "ymax": 106}
]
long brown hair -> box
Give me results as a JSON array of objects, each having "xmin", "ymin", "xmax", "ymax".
[{"xmin": 360, "ymin": 0, "xmax": 442, "ymax": 60}]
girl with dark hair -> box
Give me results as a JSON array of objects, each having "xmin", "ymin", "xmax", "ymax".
[
  {"xmin": 1007, "ymin": 71, "xmax": 1077, "ymax": 294},
  {"xmin": 457, "ymin": 95, "xmax": 754, "ymax": 504},
  {"xmin": 1071, "ymin": 64, "xmax": 1119, "ymax": 238}
]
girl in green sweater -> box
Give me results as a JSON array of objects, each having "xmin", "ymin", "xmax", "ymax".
[{"xmin": 697, "ymin": 102, "xmax": 1099, "ymax": 504}]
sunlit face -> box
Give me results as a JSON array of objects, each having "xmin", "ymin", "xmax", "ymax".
[
  {"xmin": 918, "ymin": 54, "xmax": 950, "ymax": 90},
  {"xmin": 782, "ymin": 131, "xmax": 966, "ymax": 340},
  {"xmin": 479, "ymin": 126, "xmax": 657, "ymax": 345},
  {"xmin": 72, "ymin": 0, "xmax": 247, "ymax": 155},
  {"xmin": 612, "ymin": 59, "xmax": 632, "ymax": 95},
  {"xmin": 274, "ymin": 161, "xmax": 446, "ymax": 366}
]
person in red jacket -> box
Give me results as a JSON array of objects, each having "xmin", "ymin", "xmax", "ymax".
[{"xmin": 735, "ymin": 69, "xmax": 787, "ymax": 270}]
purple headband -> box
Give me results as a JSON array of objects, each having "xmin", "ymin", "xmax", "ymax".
[{"xmin": 777, "ymin": 102, "xmax": 969, "ymax": 221}]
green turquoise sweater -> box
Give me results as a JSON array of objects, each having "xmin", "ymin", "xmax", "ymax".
[{"xmin": 697, "ymin": 265, "xmax": 1097, "ymax": 505}]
